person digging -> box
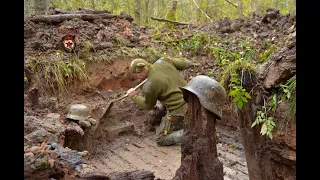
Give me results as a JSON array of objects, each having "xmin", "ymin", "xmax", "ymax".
[{"xmin": 126, "ymin": 57, "xmax": 192, "ymax": 146}]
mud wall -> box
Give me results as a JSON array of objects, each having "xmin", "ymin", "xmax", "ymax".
[{"xmin": 237, "ymin": 32, "xmax": 296, "ymax": 180}]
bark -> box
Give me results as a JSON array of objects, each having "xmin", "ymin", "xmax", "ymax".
[
  {"xmin": 173, "ymin": 94, "xmax": 223, "ymax": 180},
  {"xmin": 53, "ymin": 8, "xmax": 111, "ymax": 14},
  {"xmin": 238, "ymin": 0, "xmax": 244, "ymax": 18},
  {"xmin": 34, "ymin": 0, "xmax": 48, "ymax": 15},
  {"xmin": 134, "ymin": 0, "xmax": 141, "ymax": 25},
  {"xmin": 191, "ymin": 0, "xmax": 212, "ymax": 22},
  {"xmin": 80, "ymin": 170, "xmax": 155, "ymax": 180},
  {"xmin": 150, "ymin": 17, "xmax": 189, "ymax": 25},
  {"xmin": 144, "ymin": 0, "xmax": 150, "ymax": 24},
  {"xmin": 28, "ymin": 13, "xmax": 133, "ymax": 24}
]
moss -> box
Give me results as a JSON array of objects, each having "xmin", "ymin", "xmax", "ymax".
[
  {"xmin": 35, "ymin": 159, "xmax": 50, "ymax": 170},
  {"xmin": 165, "ymin": 9, "xmax": 177, "ymax": 29},
  {"xmin": 220, "ymin": 59, "xmax": 256, "ymax": 92},
  {"xmin": 27, "ymin": 52, "xmax": 89, "ymax": 95}
]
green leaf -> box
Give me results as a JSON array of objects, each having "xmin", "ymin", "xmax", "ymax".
[
  {"xmin": 241, "ymin": 97, "xmax": 248, "ymax": 103},
  {"xmin": 251, "ymin": 121, "xmax": 257, "ymax": 128},
  {"xmin": 231, "ymin": 78, "xmax": 239, "ymax": 83},
  {"xmin": 287, "ymin": 92, "xmax": 291, "ymax": 99},
  {"xmin": 228, "ymin": 90, "xmax": 237, "ymax": 96},
  {"xmin": 267, "ymin": 131, "xmax": 273, "ymax": 139},
  {"xmin": 233, "ymin": 96, "xmax": 240, "ymax": 102},
  {"xmin": 261, "ymin": 123, "xmax": 267, "ymax": 135},
  {"xmin": 237, "ymin": 100, "xmax": 243, "ymax": 109},
  {"xmin": 244, "ymin": 92, "xmax": 252, "ymax": 99},
  {"xmin": 267, "ymin": 124, "xmax": 274, "ymax": 130},
  {"xmin": 270, "ymin": 120, "xmax": 276, "ymax": 127},
  {"xmin": 260, "ymin": 112, "xmax": 265, "ymax": 118}
]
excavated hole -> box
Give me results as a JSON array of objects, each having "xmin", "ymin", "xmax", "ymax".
[
  {"xmin": 62, "ymin": 58, "xmax": 249, "ymax": 180},
  {"xmin": 63, "ymin": 58, "xmax": 157, "ymax": 153}
]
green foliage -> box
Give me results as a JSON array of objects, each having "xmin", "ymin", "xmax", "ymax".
[
  {"xmin": 48, "ymin": 0, "xmax": 295, "ymax": 27},
  {"xmin": 280, "ymin": 74, "xmax": 296, "ymax": 118},
  {"xmin": 119, "ymin": 47, "xmax": 161, "ymax": 61},
  {"xmin": 164, "ymin": 7, "xmax": 177, "ymax": 29},
  {"xmin": 28, "ymin": 52, "xmax": 89, "ymax": 94},
  {"xmin": 258, "ymin": 44, "xmax": 277, "ymax": 64},
  {"xmin": 251, "ymin": 99, "xmax": 277, "ymax": 139},
  {"xmin": 220, "ymin": 59, "xmax": 256, "ymax": 88},
  {"xmin": 228, "ymin": 73, "xmax": 252, "ymax": 109},
  {"xmin": 269, "ymin": 93, "xmax": 277, "ymax": 112},
  {"xmin": 35, "ymin": 159, "xmax": 50, "ymax": 169},
  {"xmin": 178, "ymin": 32, "xmax": 210, "ymax": 55},
  {"xmin": 209, "ymin": 44, "xmax": 236, "ymax": 66}
]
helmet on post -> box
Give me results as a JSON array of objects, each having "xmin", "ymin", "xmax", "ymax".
[
  {"xmin": 179, "ymin": 75, "xmax": 227, "ymax": 120},
  {"xmin": 66, "ymin": 104, "xmax": 90, "ymax": 121},
  {"xmin": 129, "ymin": 58, "xmax": 151, "ymax": 74}
]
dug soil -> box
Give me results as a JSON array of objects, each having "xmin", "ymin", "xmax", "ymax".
[{"xmin": 24, "ymin": 7, "xmax": 295, "ymax": 180}]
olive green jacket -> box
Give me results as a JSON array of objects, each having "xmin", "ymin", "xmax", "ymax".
[{"xmin": 131, "ymin": 57, "xmax": 191, "ymax": 111}]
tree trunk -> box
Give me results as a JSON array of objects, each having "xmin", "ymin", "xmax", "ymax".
[
  {"xmin": 144, "ymin": 0, "xmax": 150, "ymax": 24},
  {"xmin": 238, "ymin": 0, "xmax": 244, "ymax": 18},
  {"xmin": 173, "ymin": 94, "xmax": 223, "ymax": 180},
  {"xmin": 197, "ymin": 0, "xmax": 203, "ymax": 22},
  {"xmin": 24, "ymin": 0, "xmax": 33, "ymax": 16},
  {"xmin": 134, "ymin": 0, "xmax": 141, "ymax": 25},
  {"xmin": 90, "ymin": 0, "xmax": 95, "ymax": 10},
  {"xmin": 34, "ymin": 0, "xmax": 47, "ymax": 15}
]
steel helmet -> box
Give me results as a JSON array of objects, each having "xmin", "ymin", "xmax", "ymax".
[
  {"xmin": 179, "ymin": 75, "xmax": 227, "ymax": 120},
  {"xmin": 66, "ymin": 104, "xmax": 90, "ymax": 121},
  {"xmin": 129, "ymin": 58, "xmax": 151, "ymax": 74}
]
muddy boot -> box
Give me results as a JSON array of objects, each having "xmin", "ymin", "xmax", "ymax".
[{"xmin": 156, "ymin": 129, "xmax": 184, "ymax": 146}]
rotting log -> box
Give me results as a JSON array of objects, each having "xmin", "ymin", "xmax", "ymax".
[
  {"xmin": 52, "ymin": 8, "xmax": 111, "ymax": 15},
  {"xmin": 151, "ymin": 17, "xmax": 190, "ymax": 25},
  {"xmin": 28, "ymin": 13, "xmax": 133, "ymax": 24},
  {"xmin": 173, "ymin": 93, "xmax": 223, "ymax": 180},
  {"xmin": 80, "ymin": 170, "xmax": 155, "ymax": 180}
]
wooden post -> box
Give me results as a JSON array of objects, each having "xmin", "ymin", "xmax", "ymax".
[{"xmin": 173, "ymin": 93, "xmax": 223, "ymax": 180}]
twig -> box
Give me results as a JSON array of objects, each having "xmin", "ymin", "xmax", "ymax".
[
  {"xmin": 191, "ymin": 0, "xmax": 213, "ymax": 22},
  {"xmin": 225, "ymin": 0, "xmax": 238, "ymax": 9},
  {"xmin": 150, "ymin": 17, "xmax": 190, "ymax": 25}
]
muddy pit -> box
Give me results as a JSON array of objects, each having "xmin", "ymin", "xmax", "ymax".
[
  {"xmin": 47, "ymin": 59, "xmax": 248, "ymax": 180},
  {"xmin": 24, "ymin": 59, "xmax": 249, "ymax": 180}
]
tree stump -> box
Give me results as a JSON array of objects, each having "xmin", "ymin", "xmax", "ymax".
[{"xmin": 173, "ymin": 93, "xmax": 223, "ymax": 180}]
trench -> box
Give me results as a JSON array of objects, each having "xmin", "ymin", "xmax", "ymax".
[{"xmin": 63, "ymin": 59, "xmax": 249, "ymax": 180}]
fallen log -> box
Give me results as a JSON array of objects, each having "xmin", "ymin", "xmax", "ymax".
[
  {"xmin": 150, "ymin": 17, "xmax": 190, "ymax": 25},
  {"xmin": 78, "ymin": 8, "xmax": 112, "ymax": 14},
  {"xmin": 53, "ymin": 8, "xmax": 111, "ymax": 15},
  {"xmin": 28, "ymin": 13, "xmax": 133, "ymax": 24},
  {"xmin": 80, "ymin": 170, "xmax": 156, "ymax": 180}
]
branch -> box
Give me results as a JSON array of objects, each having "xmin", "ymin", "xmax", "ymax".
[
  {"xmin": 150, "ymin": 17, "xmax": 190, "ymax": 25},
  {"xmin": 225, "ymin": 0, "xmax": 238, "ymax": 9},
  {"xmin": 52, "ymin": 8, "xmax": 111, "ymax": 14},
  {"xmin": 28, "ymin": 13, "xmax": 133, "ymax": 24},
  {"xmin": 191, "ymin": 0, "xmax": 212, "ymax": 22}
]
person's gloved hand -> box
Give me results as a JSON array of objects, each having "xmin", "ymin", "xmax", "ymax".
[{"xmin": 127, "ymin": 88, "xmax": 139, "ymax": 98}]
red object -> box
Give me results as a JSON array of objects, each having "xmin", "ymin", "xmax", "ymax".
[{"xmin": 63, "ymin": 34, "xmax": 75, "ymax": 41}]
